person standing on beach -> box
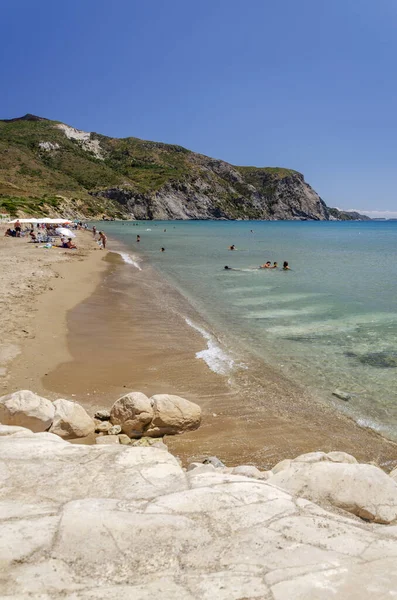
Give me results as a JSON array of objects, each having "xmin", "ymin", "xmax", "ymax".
[
  {"xmin": 92, "ymin": 225, "xmax": 97, "ymax": 238},
  {"xmin": 98, "ymin": 231, "xmax": 107, "ymax": 249},
  {"xmin": 15, "ymin": 220, "xmax": 21, "ymax": 237}
]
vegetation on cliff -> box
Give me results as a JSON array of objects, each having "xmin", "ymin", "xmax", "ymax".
[{"xmin": 0, "ymin": 115, "xmax": 366, "ymax": 220}]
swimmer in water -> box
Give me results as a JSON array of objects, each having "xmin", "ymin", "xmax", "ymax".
[
  {"xmin": 260, "ymin": 261, "xmax": 272, "ymax": 269},
  {"xmin": 271, "ymin": 261, "xmax": 278, "ymax": 269},
  {"xmin": 283, "ymin": 261, "xmax": 290, "ymax": 270},
  {"xmin": 161, "ymin": 247, "xmax": 165, "ymax": 252},
  {"xmin": 229, "ymin": 245, "xmax": 235, "ymax": 251}
]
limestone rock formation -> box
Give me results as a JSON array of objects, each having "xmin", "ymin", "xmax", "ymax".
[
  {"xmin": 110, "ymin": 391, "xmax": 201, "ymax": 438},
  {"xmin": 1, "ymin": 431, "xmax": 397, "ymax": 598},
  {"xmin": 49, "ymin": 398, "xmax": 95, "ymax": 439},
  {"xmin": 271, "ymin": 461, "xmax": 397, "ymax": 523},
  {"xmin": 0, "ymin": 390, "xmax": 54, "ymax": 432},
  {"xmin": 145, "ymin": 394, "xmax": 201, "ymax": 436},
  {"xmin": 110, "ymin": 392, "xmax": 154, "ymax": 437}
]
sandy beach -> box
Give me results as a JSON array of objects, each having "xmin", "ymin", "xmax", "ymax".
[
  {"xmin": 1, "ymin": 225, "xmax": 397, "ymax": 471},
  {"xmin": 0, "ymin": 226, "xmax": 107, "ymax": 394}
]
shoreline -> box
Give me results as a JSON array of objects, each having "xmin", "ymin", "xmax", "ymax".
[
  {"xmin": 0, "ymin": 228, "xmax": 108, "ymax": 397},
  {"xmin": 2, "ymin": 226, "xmax": 397, "ymax": 470}
]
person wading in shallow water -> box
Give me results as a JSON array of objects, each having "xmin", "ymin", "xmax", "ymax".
[
  {"xmin": 98, "ymin": 231, "xmax": 107, "ymax": 249},
  {"xmin": 283, "ymin": 261, "xmax": 291, "ymax": 270}
]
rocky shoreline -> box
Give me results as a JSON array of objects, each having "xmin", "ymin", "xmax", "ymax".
[{"xmin": 2, "ymin": 388, "xmax": 397, "ymax": 597}]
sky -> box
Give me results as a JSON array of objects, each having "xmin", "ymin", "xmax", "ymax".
[{"xmin": 1, "ymin": 0, "xmax": 397, "ymax": 215}]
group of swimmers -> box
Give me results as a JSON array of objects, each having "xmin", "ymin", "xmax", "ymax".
[{"xmin": 224, "ymin": 261, "xmax": 290, "ymax": 271}]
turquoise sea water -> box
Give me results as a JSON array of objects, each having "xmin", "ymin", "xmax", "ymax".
[{"xmin": 96, "ymin": 220, "xmax": 397, "ymax": 440}]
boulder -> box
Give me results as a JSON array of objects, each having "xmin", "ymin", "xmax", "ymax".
[
  {"xmin": 110, "ymin": 392, "xmax": 153, "ymax": 437},
  {"xmin": 0, "ymin": 390, "xmax": 54, "ymax": 432},
  {"xmin": 96, "ymin": 435, "xmax": 120, "ymax": 445},
  {"xmin": 293, "ymin": 451, "xmax": 358, "ymax": 465},
  {"xmin": 390, "ymin": 467, "xmax": 397, "ymax": 482},
  {"xmin": 131, "ymin": 436, "xmax": 164, "ymax": 447},
  {"xmin": 272, "ymin": 458, "xmax": 292, "ymax": 474},
  {"xmin": 95, "ymin": 420, "xmax": 112, "ymax": 433},
  {"xmin": 94, "ymin": 409, "xmax": 111, "ymax": 421},
  {"xmin": 118, "ymin": 434, "xmax": 131, "ymax": 445},
  {"xmin": 271, "ymin": 451, "xmax": 357, "ymax": 475},
  {"xmin": 271, "ymin": 461, "xmax": 397, "ymax": 523},
  {"xmin": 332, "ymin": 389, "xmax": 351, "ymax": 401},
  {"xmin": 203, "ymin": 456, "xmax": 225, "ymax": 468},
  {"xmin": 145, "ymin": 394, "xmax": 201, "ymax": 437},
  {"xmin": 187, "ymin": 464, "xmax": 216, "ymax": 475},
  {"xmin": 0, "ymin": 424, "xmax": 32, "ymax": 437},
  {"xmin": 232, "ymin": 465, "xmax": 262, "ymax": 478},
  {"xmin": 108, "ymin": 424, "xmax": 122, "ymax": 435},
  {"xmin": 49, "ymin": 399, "xmax": 95, "ymax": 439}
]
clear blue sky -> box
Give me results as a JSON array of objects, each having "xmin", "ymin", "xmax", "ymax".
[{"xmin": 2, "ymin": 0, "xmax": 397, "ymax": 214}]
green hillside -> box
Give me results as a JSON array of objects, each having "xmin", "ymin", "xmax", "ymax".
[{"xmin": 0, "ymin": 114, "xmax": 362, "ymax": 221}]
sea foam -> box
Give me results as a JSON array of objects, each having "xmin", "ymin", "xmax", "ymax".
[
  {"xmin": 118, "ymin": 252, "xmax": 142, "ymax": 270},
  {"xmin": 184, "ymin": 317, "xmax": 234, "ymax": 375}
]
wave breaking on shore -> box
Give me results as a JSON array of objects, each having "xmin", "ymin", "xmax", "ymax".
[
  {"xmin": 117, "ymin": 251, "xmax": 142, "ymax": 270},
  {"xmin": 184, "ymin": 317, "xmax": 235, "ymax": 375}
]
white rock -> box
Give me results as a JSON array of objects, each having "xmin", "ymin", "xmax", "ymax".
[
  {"xmin": 272, "ymin": 458, "xmax": 292, "ymax": 475},
  {"xmin": 272, "ymin": 451, "xmax": 357, "ymax": 474},
  {"xmin": 232, "ymin": 465, "xmax": 262, "ymax": 478},
  {"xmin": 257, "ymin": 471, "xmax": 273, "ymax": 481},
  {"xmin": 0, "ymin": 390, "xmax": 54, "ymax": 432},
  {"xmin": 110, "ymin": 392, "xmax": 153, "ymax": 437},
  {"xmin": 0, "ymin": 424, "xmax": 32, "ymax": 437},
  {"xmin": 390, "ymin": 466, "xmax": 397, "ymax": 482},
  {"xmin": 49, "ymin": 399, "xmax": 95, "ymax": 439},
  {"xmin": 271, "ymin": 461, "xmax": 397, "ymax": 523},
  {"xmin": 2, "ymin": 435, "xmax": 397, "ymax": 597},
  {"xmin": 332, "ymin": 389, "xmax": 351, "ymax": 401},
  {"xmin": 10, "ymin": 430, "xmax": 67, "ymax": 443},
  {"xmin": 108, "ymin": 424, "xmax": 121, "ymax": 435},
  {"xmin": 146, "ymin": 394, "xmax": 201, "ymax": 437},
  {"xmin": 187, "ymin": 464, "xmax": 216, "ymax": 475},
  {"xmin": 187, "ymin": 462, "xmax": 203, "ymax": 471},
  {"xmin": 293, "ymin": 451, "xmax": 357, "ymax": 464},
  {"xmin": 95, "ymin": 409, "xmax": 111, "ymax": 421},
  {"xmin": 95, "ymin": 435, "xmax": 120, "ymax": 445},
  {"xmin": 118, "ymin": 434, "xmax": 131, "ymax": 445},
  {"xmin": 95, "ymin": 420, "xmax": 112, "ymax": 433}
]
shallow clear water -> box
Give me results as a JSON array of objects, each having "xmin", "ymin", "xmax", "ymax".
[{"xmin": 97, "ymin": 220, "xmax": 397, "ymax": 439}]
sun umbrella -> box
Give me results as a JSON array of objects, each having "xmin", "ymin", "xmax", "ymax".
[
  {"xmin": 8, "ymin": 218, "xmax": 38, "ymax": 224},
  {"xmin": 56, "ymin": 227, "xmax": 76, "ymax": 238}
]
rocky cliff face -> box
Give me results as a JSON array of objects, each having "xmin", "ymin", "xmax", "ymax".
[
  {"xmin": 92, "ymin": 161, "xmax": 330, "ymax": 221},
  {"xmin": 0, "ymin": 114, "xmax": 364, "ymax": 220}
]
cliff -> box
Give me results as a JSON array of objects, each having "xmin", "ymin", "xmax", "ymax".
[{"xmin": 0, "ymin": 114, "xmax": 365, "ymax": 220}]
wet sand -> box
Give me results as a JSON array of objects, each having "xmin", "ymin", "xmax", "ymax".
[{"xmin": 38, "ymin": 249, "xmax": 397, "ymax": 470}]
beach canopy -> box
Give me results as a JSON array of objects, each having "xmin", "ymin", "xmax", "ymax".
[
  {"xmin": 56, "ymin": 227, "xmax": 76, "ymax": 238},
  {"xmin": 8, "ymin": 218, "xmax": 38, "ymax": 224},
  {"xmin": 8, "ymin": 217, "xmax": 72, "ymax": 224}
]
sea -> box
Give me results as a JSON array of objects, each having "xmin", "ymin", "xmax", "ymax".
[{"xmin": 95, "ymin": 220, "xmax": 397, "ymax": 442}]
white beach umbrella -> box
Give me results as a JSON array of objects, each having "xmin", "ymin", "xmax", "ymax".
[
  {"xmin": 8, "ymin": 218, "xmax": 38, "ymax": 224},
  {"xmin": 55, "ymin": 227, "xmax": 76, "ymax": 238}
]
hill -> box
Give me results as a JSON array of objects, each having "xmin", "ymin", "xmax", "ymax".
[{"xmin": 0, "ymin": 114, "xmax": 367, "ymax": 221}]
